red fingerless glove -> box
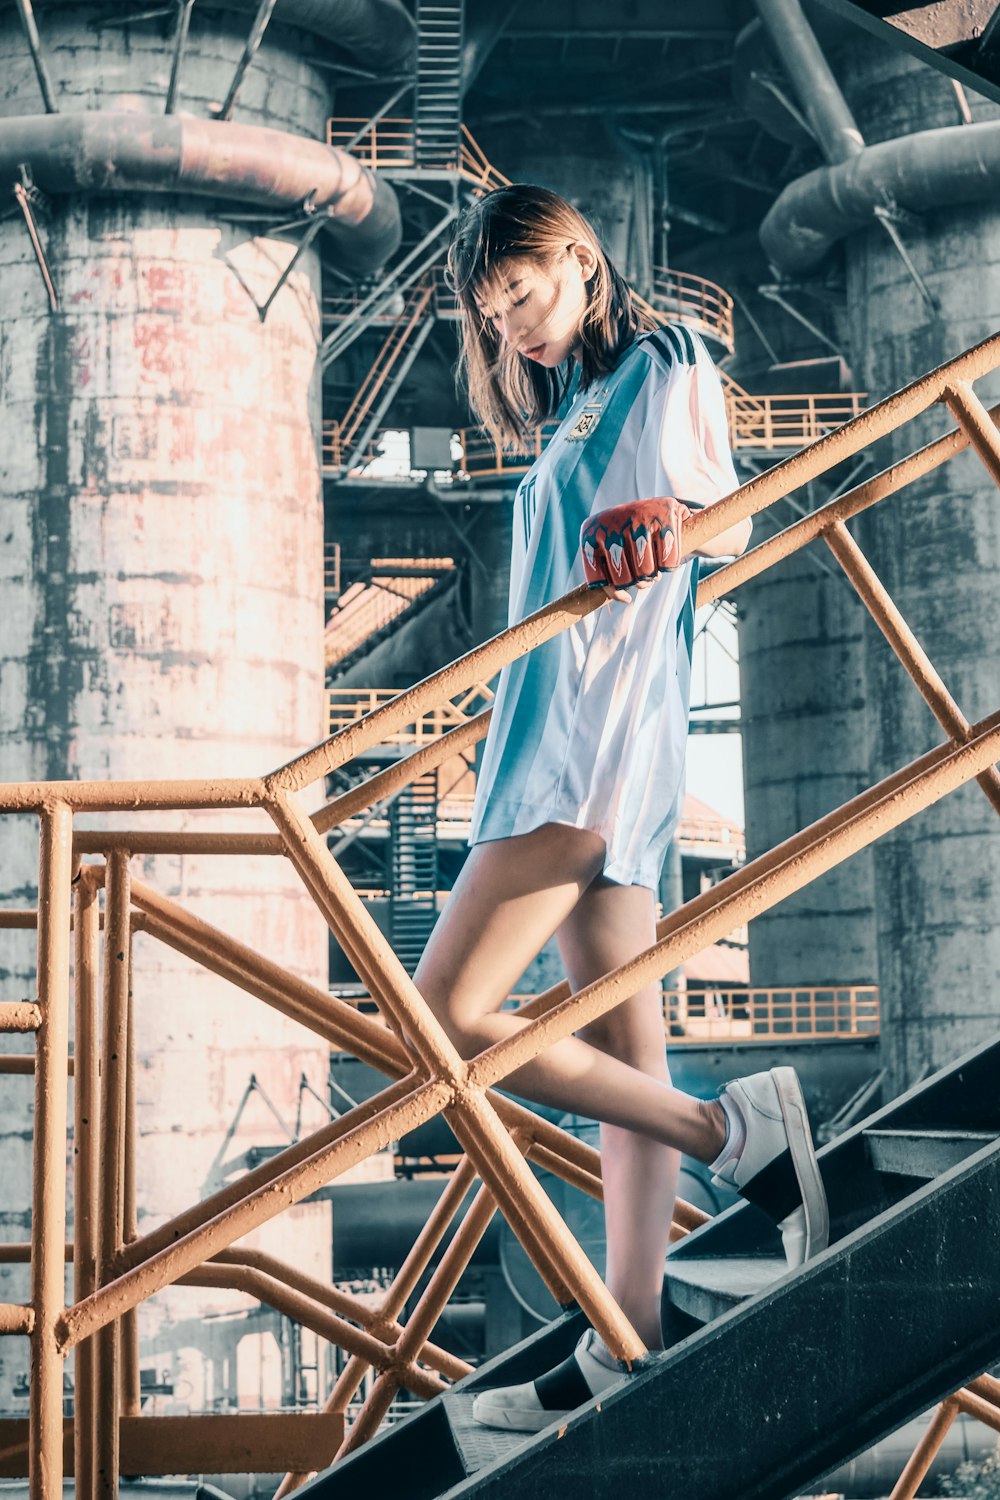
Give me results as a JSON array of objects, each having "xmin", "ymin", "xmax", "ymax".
[{"xmin": 580, "ymin": 497, "xmax": 691, "ymax": 589}]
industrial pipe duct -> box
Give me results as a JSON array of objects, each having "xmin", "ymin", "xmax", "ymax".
[
  {"xmin": 0, "ymin": 112, "xmax": 402, "ymax": 269},
  {"xmin": 760, "ymin": 117, "xmax": 1000, "ymax": 271},
  {"xmin": 0, "ymin": 0, "xmax": 417, "ymax": 72},
  {"xmin": 743, "ymin": 0, "xmax": 1000, "ymax": 272}
]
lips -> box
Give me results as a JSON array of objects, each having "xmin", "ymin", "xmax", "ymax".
[{"xmin": 522, "ymin": 344, "xmax": 546, "ymax": 359}]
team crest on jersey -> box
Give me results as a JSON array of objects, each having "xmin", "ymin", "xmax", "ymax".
[{"xmin": 567, "ymin": 406, "xmax": 602, "ymax": 442}]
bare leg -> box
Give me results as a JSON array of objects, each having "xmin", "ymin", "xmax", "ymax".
[
  {"xmin": 556, "ymin": 877, "xmax": 676, "ymax": 1350},
  {"xmin": 414, "ymin": 823, "xmax": 726, "ymax": 1164}
]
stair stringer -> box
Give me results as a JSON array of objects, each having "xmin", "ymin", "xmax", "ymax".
[{"xmin": 298, "ymin": 1036, "xmax": 1000, "ymax": 1500}]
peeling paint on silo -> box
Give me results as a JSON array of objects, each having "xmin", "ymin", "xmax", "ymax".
[{"xmin": 0, "ymin": 2, "xmax": 354, "ymax": 1413}]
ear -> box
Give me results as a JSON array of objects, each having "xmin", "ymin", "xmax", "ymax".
[{"xmin": 569, "ymin": 240, "xmax": 599, "ymax": 284}]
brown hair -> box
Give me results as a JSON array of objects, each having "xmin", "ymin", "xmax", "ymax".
[{"xmin": 446, "ymin": 184, "xmax": 656, "ymax": 449}]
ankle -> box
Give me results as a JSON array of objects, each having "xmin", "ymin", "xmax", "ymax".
[{"xmin": 698, "ymin": 1097, "xmax": 728, "ymax": 1164}]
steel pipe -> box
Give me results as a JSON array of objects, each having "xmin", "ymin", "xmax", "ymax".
[
  {"xmin": 72, "ymin": 873, "xmax": 100, "ymax": 1500},
  {"xmin": 0, "ymin": 112, "xmax": 401, "ymax": 271},
  {"xmin": 761, "ymin": 118, "xmax": 1000, "ymax": 270},
  {"xmin": 273, "ymin": 331, "xmax": 1000, "ymax": 794},
  {"xmin": 178, "ymin": 1264, "xmax": 445, "ymax": 1399},
  {"xmin": 57, "ymin": 1077, "xmax": 452, "ymax": 1351},
  {"xmin": 754, "ymin": 0, "xmax": 863, "ymax": 163},
  {"xmin": 29, "ymin": 804, "xmax": 73, "ymax": 1500},
  {"xmin": 0, "ymin": 1305, "xmax": 33, "ymax": 1336},
  {"xmin": 825, "ymin": 521, "xmax": 1000, "ymax": 815},
  {"xmin": 0, "ymin": 1003, "xmax": 41, "ymax": 1032}
]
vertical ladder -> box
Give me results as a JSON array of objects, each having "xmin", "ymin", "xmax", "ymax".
[
  {"xmin": 414, "ymin": 0, "xmax": 464, "ymax": 170},
  {"xmin": 389, "ymin": 771, "xmax": 440, "ymax": 973}
]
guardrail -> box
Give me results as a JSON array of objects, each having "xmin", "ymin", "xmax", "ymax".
[
  {"xmin": 665, "ymin": 986, "xmax": 879, "ymax": 1044},
  {"xmin": 4, "ymin": 329, "xmax": 1000, "ymax": 1495},
  {"xmin": 327, "ymin": 684, "xmax": 495, "ymax": 743},
  {"xmin": 651, "ymin": 268, "xmax": 735, "ymax": 354},
  {"xmin": 325, "ymin": 119, "xmax": 510, "ymax": 193}
]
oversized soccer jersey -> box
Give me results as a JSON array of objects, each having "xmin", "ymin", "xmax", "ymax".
[{"xmin": 468, "ymin": 323, "xmax": 741, "ymax": 890}]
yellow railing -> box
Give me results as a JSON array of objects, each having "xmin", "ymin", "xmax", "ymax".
[
  {"xmin": 4, "ymin": 329, "xmax": 1000, "ymax": 1492},
  {"xmin": 651, "ymin": 268, "xmax": 735, "ymax": 354},
  {"xmin": 333, "ymin": 987, "xmax": 877, "ymax": 1047},
  {"xmin": 321, "ymin": 267, "xmax": 459, "ymax": 331},
  {"xmin": 325, "ymin": 118, "xmax": 510, "ymax": 193},
  {"xmin": 665, "ymin": 986, "xmax": 880, "ymax": 1044},
  {"xmin": 724, "ymin": 381, "xmax": 869, "ymax": 449},
  {"xmin": 326, "ymin": 683, "xmax": 495, "ymax": 742}
]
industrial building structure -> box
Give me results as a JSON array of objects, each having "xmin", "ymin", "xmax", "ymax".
[{"xmin": 0, "ymin": 0, "xmax": 998, "ymax": 1497}]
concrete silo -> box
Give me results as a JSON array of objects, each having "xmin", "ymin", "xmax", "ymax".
[{"xmin": 0, "ymin": 0, "xmax": 408, "ymax": 1413}]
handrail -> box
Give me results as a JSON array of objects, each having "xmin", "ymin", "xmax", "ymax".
[{"xmin": 5, "ymin": 329, "xmax": 1000, "ymax": 1493}]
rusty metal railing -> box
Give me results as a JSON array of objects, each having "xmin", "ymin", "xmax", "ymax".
[
  {"xmin": 885, "ymin": 1374, "xmax": 1000, "ymax": 1500},
  {"xmin": 4, "ymin": 330, "xmax": 1000, "ymax": 1496},
  {"xmin": 324, "ymin": 118, "xmax": 510, "ymax": 194},
  {"xmin": 326, "ymin": 683, "xmax": 494, "ymax": 742},
  {"xmin": 665, "ymin": 986, "xmax": 880, "ymax": 1043},
  {"xmin": 651, "ymin": 267, "xmax": 735, "ymax": 354}
]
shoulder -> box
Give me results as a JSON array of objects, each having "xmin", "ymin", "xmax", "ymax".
[{"xmin": 630, "ymin": 322, "xmax": 703, "ymax": 380}]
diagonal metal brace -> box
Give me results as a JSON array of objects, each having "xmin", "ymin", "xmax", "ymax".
[{"xmin": 14, "ymin": 165, "xmax": 57, "ymax": 312}]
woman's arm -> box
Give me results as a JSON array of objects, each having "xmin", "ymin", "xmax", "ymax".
[{"xmin": 693, "ymin": 513, "xmax": 753, "ymax": 559}]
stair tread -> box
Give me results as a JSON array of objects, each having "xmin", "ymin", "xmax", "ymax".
[
  {"xmin": 864, "ymin": 1127, "xmax": 996, "ymax": 1140},
  {"xmin": 664, "ymin": 1255, "xmax": 787, "ymax": 1302},
  {"xmin": 445, "ymin": 1390, "xmax": 536, "ymax": 1474}
]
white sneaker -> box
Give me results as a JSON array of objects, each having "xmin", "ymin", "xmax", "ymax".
[
  {"xmin": 710, "ymin": 1066, "xmax": 829, "ymax": 1268},
  {"xmin": 472, "ymin": 1328, "xmax": 630, "ymax": 1433}
]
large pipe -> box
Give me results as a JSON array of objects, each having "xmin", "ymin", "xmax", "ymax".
[
  {"xmin": 760, "ymin": 117, "xmax": 1000, "ymax": 270},
  {"xmin": 0, "ymin": 0, "xmax": 417, "ymax": 73},
  {"xmin": 754, "ymin": 0, "xmax": 863, "ymax": 163},
  {"xmin": 744, "ymin": 2, "xmax": 1000, "ymax": 272},
  {"xmin": 0, "ymin": 112, "xmax": 401, "ymax": 269}
]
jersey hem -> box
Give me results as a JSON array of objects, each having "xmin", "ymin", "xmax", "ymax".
[{"xmin": 468, "ymin": 796, "xmax": 669, "ymax": 892}]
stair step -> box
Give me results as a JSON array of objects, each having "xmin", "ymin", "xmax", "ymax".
[
  {"xmin": 864, "ymin": 1127, "xmax": 996, "ymax": 1179},
  {"xmin": 664, "ymin": 1256, "xmax": 787, "ymax": 1324}
]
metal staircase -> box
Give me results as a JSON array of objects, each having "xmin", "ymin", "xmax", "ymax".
[
  {"xmin": 414, "ymin": 0, "xmax": 465, "ymax": 170},
  {"xmin": 326, "ymin": 278, "xmax": 436, "ymax": 472},
  {"xmin": 389, "ymin": 770, "xmax": 440, "ymax": 973},
  {"xmin": 296, "ymin": 1034, "xmax": 1000, "ymax": 1500}
]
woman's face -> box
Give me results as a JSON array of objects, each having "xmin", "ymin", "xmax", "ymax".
[{"xmin": 475, "ymin": 242, "xmax": 598, "ymax": 367}]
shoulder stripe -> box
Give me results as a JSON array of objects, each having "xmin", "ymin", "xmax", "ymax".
[
  {"xmin": 642, "ymin": 328, "xmax": 679, "ymax": 368},
  {"xmin": 672, "ymin": 322, "xmax": 698, "ymax": 363}
]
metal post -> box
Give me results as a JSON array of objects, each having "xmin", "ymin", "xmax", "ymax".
[
  {"xmin": 120, "ymin": 929, "xmax": 140, "ymax": 1417},
  {"xmin": 73, "ymin": 871, "xmax": 101, "ymax": 1500},
  {"xmin": 29, "ymin": 803, "xmax": 73, "ymax": 1500},
  {"xmin": 95, "ymin": 849, "xmax": 131, "ymax": 1499}
]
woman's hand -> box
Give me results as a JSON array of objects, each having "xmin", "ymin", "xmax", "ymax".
[{"xmin": 580, "ymin": 497, "xmax": 691, "ymax": 604}]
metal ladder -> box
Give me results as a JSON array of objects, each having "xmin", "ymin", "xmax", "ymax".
[
  {"xmin": 389, "ymin": 771, "xmax": 440, "ymax": 974},
  {"xmin": 414, "ymin": 0, "xmax": 464, "ymax": 170}
]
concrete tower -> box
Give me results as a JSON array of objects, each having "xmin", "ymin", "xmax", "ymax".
[
  {"xmin": 841, "ymin": 43, "xmax": 1000, "ymax": 1089},
  {"xmin": 739, "ymin": 6, "xmax": 1000, "ymax": 1090},
  {"xmin": 0, "ymin": 0, "xmax": 407, "ymax": 1411}
]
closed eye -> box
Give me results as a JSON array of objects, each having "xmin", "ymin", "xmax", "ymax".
[{"xmin": 489, "ymin": 293, "xmax": 530, "ymax": 324}]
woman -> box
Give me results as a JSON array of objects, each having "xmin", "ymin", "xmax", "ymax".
[{"xmin": 412, "ymin": 185, "xmax": 828, "ymax": 1432}]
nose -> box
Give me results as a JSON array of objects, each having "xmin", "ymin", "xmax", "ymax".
[{"xmin": 497, "ymin": 309, "xmax": 516, "ymax": 345}]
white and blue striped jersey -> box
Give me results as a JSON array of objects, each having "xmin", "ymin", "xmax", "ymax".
[{"xmin": 469, "ymin": 323, "xmax": 741, "ymax": 891}]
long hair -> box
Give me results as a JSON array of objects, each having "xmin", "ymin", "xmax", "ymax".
[{"xmin": 446, "ymin": 184, "xmax": 655, "ymax": 449}]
